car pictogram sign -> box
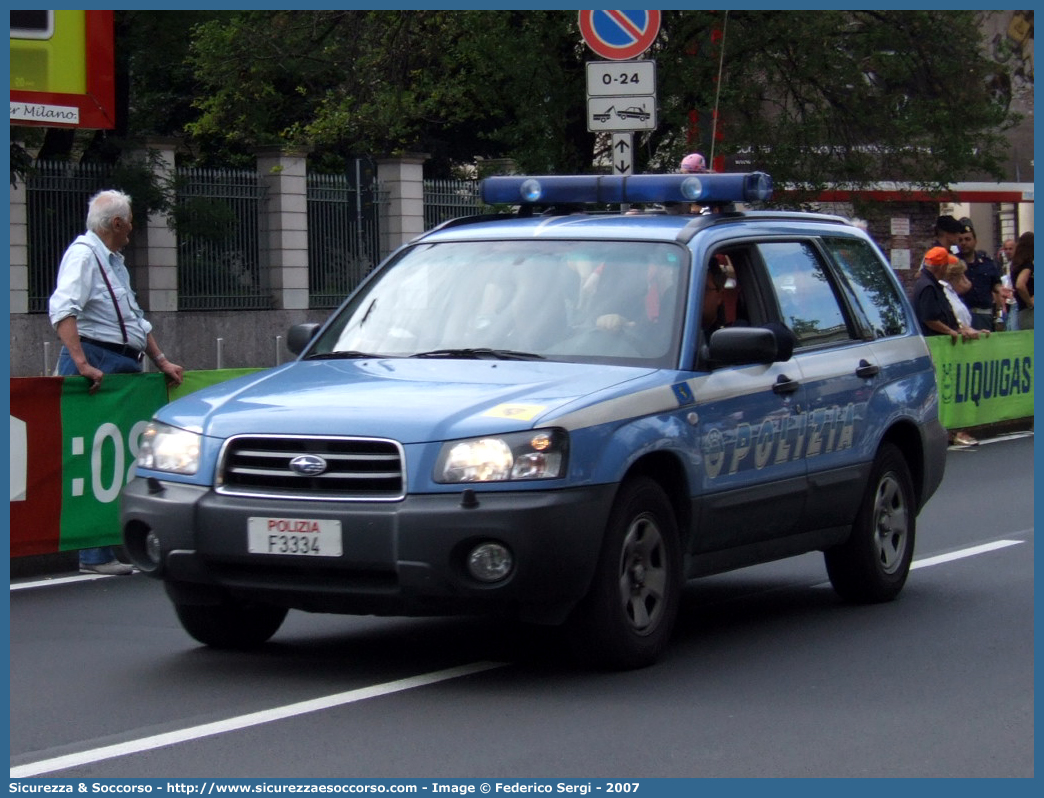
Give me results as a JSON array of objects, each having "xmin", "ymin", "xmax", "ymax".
[{"xmin": 578, "ymin": 10, "xmax": 661, "ymax": 61}]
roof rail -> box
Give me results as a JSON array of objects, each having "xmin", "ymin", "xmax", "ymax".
[
  {"xmin": 423, "ymin": 213, "xmax": 515, "ymax": 235},
  {"xmin": 674, "ymin": 209, "xmax": 853, "ymax": 244}
]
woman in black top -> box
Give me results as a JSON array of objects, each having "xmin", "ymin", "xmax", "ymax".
[{"xmin": 1011, "ymin": 231, "xmax": 1034, "ymax": 330}]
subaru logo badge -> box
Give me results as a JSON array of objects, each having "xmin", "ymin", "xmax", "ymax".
[{"xmin": 289, "ymin": 454, "xmax": 327, "ymax": 476}]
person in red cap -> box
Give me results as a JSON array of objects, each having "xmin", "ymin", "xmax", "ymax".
[
  {"xmin": 914, "ymin": 246, "xmax": 981, "ymax": 341},
  {"xmin": 916, "ymin": 246, "xmax": 981, "ymax": 445}
]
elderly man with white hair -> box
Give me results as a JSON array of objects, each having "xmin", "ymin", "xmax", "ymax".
[{"xmin": 49, "ymin": 188, "xmax": 184, "ymax": 575}]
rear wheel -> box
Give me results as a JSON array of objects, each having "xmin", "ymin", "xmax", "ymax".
[
  {"xmin": 825, "ymin": 443, "xmax": 915, "ymax": 603},
  {"xmin": 174, "ymin": 599, "xmax": 288, "ymax": 649},
  {"xmin": 569, "ymin": 477, "xmax": 682, "ymax": 669}
]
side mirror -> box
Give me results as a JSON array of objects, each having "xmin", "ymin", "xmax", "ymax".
[
  {"xmin": 287, "ymin": 323, "xmax": 321, "ymax": 355},
  {"xmin": 707, "ymin": 323, "xmax": 796, "ymax": 367}
]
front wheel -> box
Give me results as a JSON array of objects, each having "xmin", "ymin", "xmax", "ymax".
[
  {"xmin": 569, "ymin": 477, "xmax": 682, "ymax": 670},
  {"xmin": 174, "ymin": 598, "xmax": 288, "ymax": 649},
  {"xmin": 825, "ymin": 443, "xmax": 915, "ymax": 603}
]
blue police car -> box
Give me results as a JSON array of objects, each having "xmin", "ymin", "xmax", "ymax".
[{"xmin": 121, "ymin": 172, "xmax": 948, "ymax": 669}]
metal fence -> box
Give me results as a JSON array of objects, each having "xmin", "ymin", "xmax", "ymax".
[
  {"xmin": 307, "ymin": 164, "xmax": 386, "ymax": 309},
  {"xmin": 174, "ymin": 167, "xmax": 271, "ymax": 311},
  {"xmin": 25, "ymin": 161, "xmax": 114, "ymax": 313},
  {"xmin": 423, "ymin": 179, "xmax": 490, "ymax": 230},
  {"xmin": 23, "ymin": 165, "xmax": 482, "ymax": 316}
]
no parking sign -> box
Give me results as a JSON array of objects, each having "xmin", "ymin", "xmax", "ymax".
[{"xmin": 578, "ymin": 10, "xmax": 661, "ymax": 61}]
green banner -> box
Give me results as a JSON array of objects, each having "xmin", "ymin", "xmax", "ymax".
[
  {"xmin": 55, "ymin": 369, "xmax": 265, "ymax": 550},
  {"xmin": 57, "ymin": 372, "xmax": 169, "ymax": 551},
  {"xmin": 168, "ymin": 367, "xmax": 264, "ymax": 402},
  {"xmin": 927, "ymin": 330, "xmax": 1034, "ymax": 429}
]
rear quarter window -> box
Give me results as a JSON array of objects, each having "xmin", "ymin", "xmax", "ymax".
[{"xmin": 822, "ymin": 237, "xmax": 909, "ymax": 338}]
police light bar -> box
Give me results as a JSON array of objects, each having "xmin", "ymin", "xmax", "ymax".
[{"xmin": 480, "ymin": 172, "xmax": 773, "ymax": 206}]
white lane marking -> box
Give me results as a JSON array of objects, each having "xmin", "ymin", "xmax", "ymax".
[
  {"xmin": 10, "ymin": 573, "xmax": 118, "ymax": 591},
  {"xmin": 10, "ymin": 661, "xmax": 507, "ymax": 778},
  {"xmin": 909, "ymin": 539, "xmax": 1023, "ymax": 569},
  {"xmin": 10, "ymin": 536, "xmax": 1030, "ymax": 775},
  {"xmin": 810, "ymin": 539, "xmax": 1025, "ymax": 589}
]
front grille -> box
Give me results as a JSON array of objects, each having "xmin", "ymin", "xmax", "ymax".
[{"xmin": 217, "ymin": 435, "xmax": 405, "ymax": 501}]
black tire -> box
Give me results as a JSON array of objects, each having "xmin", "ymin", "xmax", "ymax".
[
  {"xmin": 825, "ymin": 443, "xmax": 915, "ymax": 603},
  {"xmin": 174, "ymin": 600, "xmax": 288, "ymax": 649},
  {"xmin": 569, "ymin": 477, "xmax": 682, "ymax": 670}
]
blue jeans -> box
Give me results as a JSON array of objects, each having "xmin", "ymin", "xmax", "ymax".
[
  {"xmin": 56, "ymin": 341, "xmax": 141, "ymax": 565},
  {"xmin": 56, "ymin": 341, "xmax": 142, "ymax": 377},
  {"xmin": 1006, "ymin": 305, "xmax": 1020, "ymax": 331}
]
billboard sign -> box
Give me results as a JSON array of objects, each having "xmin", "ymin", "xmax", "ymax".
[{"xmin": 10, "ymin": 10, "xmax": 116, "ymax": 129}]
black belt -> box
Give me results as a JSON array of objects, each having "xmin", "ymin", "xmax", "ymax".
[{"xmin": 80, "ymin": 336, "xmax": 144, "ymax": 362}]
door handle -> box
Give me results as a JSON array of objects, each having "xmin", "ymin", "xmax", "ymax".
[
  {"xmin": 772, "ymin": 374, "xmax": 800, "ymax": 395},
  {"xmin": 856, "ymin": 359, "xmax": 880, "ymax": 379}
]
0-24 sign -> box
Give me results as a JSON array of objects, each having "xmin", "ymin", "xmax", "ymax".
[{"xmin": 586, "ymin": 60, "xmax": 656, "ymax": 97}]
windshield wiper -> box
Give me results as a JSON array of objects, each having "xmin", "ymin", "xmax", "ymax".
[
  {"xmin": 304, "ymin": 350, "xmax": 391, "ymax": 360},
  {"xmin": 411, "ymin": 348, "xmax": 545, "ymax": 361}
]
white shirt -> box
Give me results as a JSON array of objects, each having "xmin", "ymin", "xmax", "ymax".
[
  {"xmin": 48, "ymin": 230, "xmax": 151, "ymax": 350},
  {"xmin": 940, "ymin": 280, "xmax": 972, "ymax": 329}
]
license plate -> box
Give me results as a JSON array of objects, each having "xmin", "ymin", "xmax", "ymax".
[{"xmin": 247, "ymin": 517, "xmax": 342, "ymax": 557}]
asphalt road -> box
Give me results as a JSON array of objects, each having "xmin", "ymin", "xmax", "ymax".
[{"xmin": 9, "ymin": 433, "xmax": 1034, "ymax": 778}]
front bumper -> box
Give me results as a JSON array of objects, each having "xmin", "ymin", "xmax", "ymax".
[{"xmin": 121, "ymin": 477, "xmax": 616, "ymax": 623}]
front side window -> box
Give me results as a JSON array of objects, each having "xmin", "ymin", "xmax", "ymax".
[
  {"xmin": 822, "ymin": 237, "xmax": 909, "ymax": 338},
  {"xmin": 758, "ymin": 241, "xmax": 853, "ymax": 348},
  {"xmin": 308, "ymin": 240, "xmax": 690, "ymax": 368}
]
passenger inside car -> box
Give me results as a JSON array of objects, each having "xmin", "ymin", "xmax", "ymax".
[
  {"xmin": 499, "ymin": 257, "xmax": 578, "ymax": 350},
  {"xmin": 590, "ymin": 248, "xmax": 682, "ymax": 356},
  {"xmin": 718, "ymin": 254, "xmax": 740, "ymax": 325}
]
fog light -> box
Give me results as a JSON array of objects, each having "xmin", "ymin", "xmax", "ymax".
[
  {"xmin": 467, "ymin": 542, "xmax": 513, "ymax": 583},
  {"xmin": 145, "ymin": 531, "xmax": 162, "ymax": 565}
]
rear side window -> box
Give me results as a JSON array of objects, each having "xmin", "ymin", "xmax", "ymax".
[
  {"xmin": 758, "ymin": 241, "xmax": 852, "ymax": 347},
  {"xmin": 822, "ymin": 237, "xmax": 909, "ymax": 338}
]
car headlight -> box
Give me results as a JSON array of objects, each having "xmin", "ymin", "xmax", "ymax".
[
  {"xmin": 435, "ymin": 429, "xmax": 568, "ymax": 483},
  {"xmin": 136, "ymin": 421, "xmax": 201, "ymax": 475}
]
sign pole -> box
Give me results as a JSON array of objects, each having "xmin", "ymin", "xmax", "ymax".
[
  {"xmin": 612, "ymin": 133, "xmax": 633, "ymax": 176},
  {"xmin": 580, "ymin": 10, "xmax": 660, "ymax": 177}
]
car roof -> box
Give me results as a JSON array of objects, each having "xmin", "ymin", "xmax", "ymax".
[{"xmin": 417, "ymin": 209, "xmax": 861, "ymax": 247}]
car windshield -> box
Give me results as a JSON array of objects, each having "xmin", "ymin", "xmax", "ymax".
[{"xmin": 309, "ymin": 239, "xmax": 689, "ymax": 367}]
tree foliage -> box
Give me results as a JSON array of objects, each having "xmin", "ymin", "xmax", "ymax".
[
  {"xmin": 693, "ymin": 10, "xmax": 1014, "ymax": 190},
  {"xmin": 13, "ymin": 10, "xmax": 1017, "ymax": 189}
]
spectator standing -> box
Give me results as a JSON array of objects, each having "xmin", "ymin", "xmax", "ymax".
[
  {"xmin": 997, "ymin": 238, "xmax": 1019, "ymax": 330},
  {"xmin": 680, "ymin": 152, "xmax": 709, "ymax": 174},
  {"xmin": 914, "ymin": 247, "xmax": 975, "ymax": 341},
  {"xmin": 955, "ymin": 220, "xmax": 1003, "ymax": 331},
  {"xmin": 49, "ymin": 189, "xmax": 185, "ymax": 575},
  {"xmin": 941, "ymin": 258, "xmax": 983, "ymax": 338},
  {"xmin": 929, "ymin": 215, "xmax": 964, "ymax": 256},
  {"xmin": 663, "ymin": 152, "xmax": 710, "ymax": 215},
  {"xmin": 1011, "ymin": 231, "xmax": 1034, "ymax": 330},
  {"xmin": 917, "ymin": 248, "xmax": 980, "ymax": 446},
  {"xmin": 997, "ymin": 238, "xmax": 1016, "ymax": 268}
]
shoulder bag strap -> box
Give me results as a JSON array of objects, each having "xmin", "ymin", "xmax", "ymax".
[{"xmin": 74, "ymin": 243, "xmax": 128, "ymax": 344}]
